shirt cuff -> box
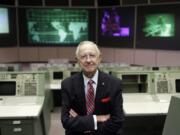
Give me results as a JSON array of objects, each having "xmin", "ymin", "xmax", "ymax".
[{"xmin": 93, "ymin": 115, "xmax": 97, "ymax": 130}]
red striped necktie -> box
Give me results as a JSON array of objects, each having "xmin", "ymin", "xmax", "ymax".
[{"xmin": 86, "ymin": 79, "xmax": 95, "ymax": 115}]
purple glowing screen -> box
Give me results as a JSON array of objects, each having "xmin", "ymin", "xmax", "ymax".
[{"xmin": 100, "ymin": 9, "xmax": 130, "ymax": 37}]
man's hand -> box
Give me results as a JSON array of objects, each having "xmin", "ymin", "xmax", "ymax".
[
  {"xmin": 69, "ymin": 109, "xmax": 78, "ymax": 118},
  {"xmin": 69, "ymin": 109, "xmax": 110, "ymax": 123},
  {"xmin": 96, "ymin": 114, "xmax": 110, "ymax": 122}
]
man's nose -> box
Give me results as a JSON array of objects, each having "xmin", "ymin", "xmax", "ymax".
[{"xmin": 86, "ymin": 55, "xmax": 91, "ymax": 61}]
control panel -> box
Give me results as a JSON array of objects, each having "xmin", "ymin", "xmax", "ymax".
[
  {"xmin": 0, "ymin": 72, "xmax": 47, "ymax": 96},
  {"xmin": 154, "ymin": 72, "xmax": 169, "ymax": 93},
  {"xmin": 111, "ymin": 71, "xmax": 154, "ymax": 93}
]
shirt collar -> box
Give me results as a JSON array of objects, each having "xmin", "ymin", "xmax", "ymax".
[{"xmin": 83, "ymin": 70, "xmax": 99, "ymax": 85}]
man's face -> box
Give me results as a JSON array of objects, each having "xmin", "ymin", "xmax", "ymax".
[{"xmin": 77, "ymin": 44, "xmax": 101, "ymax": 77}]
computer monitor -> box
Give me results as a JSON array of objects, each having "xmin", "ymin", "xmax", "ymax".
[
  {"xmin": 176, "ymin": 79, "xmax": 180, "ymax": 92},
  {"xmin": 98, "ymin": 7, "xmax": 135, "ymax": 48},
  {"xmin": 19, "ymin": 8, "xmax": 96, "ymax": 46},
  {"xmin": 0, "ymin": 8, "xmax": 9, "ymax": 33},
  {"xmin": 143, "ymin": 14, "xmax": 174, "ymax": 37},
  {"xmin": 0, "ymin": 7, "xmax": 17, "ymax": 46},
  {"xmin": 53, "ymin": 71, "xmax": 63, "ymax": 80},
  {"xmin": 0, "ymin": 81, "xmax": 16, "ymax": 95},
  {"xmin": 136, "ymin": 4, "xmax": 180, "ymax": 50}
]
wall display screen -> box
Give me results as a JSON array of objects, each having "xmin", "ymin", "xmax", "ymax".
[
  {"xmin": 0, "ymin": 8, "xmax": 9, "ymax": 33},
  {"xmin": 98, "ymin": 7, "xmax": 135, "ymax": 48},
  {"xmin": 19, "ymin": 8, "xmax": 96, "ymax": 46},
  {"xmin": 0, "ymin": 7, "xmax": 17, "ymax": 46},
  {"xmin": 136, "ymin": 4, "xmax": 180, "ymax": 50},
  {"xmin": 143, "ymin": 14, "xmax": 174, "ymax": 37}
]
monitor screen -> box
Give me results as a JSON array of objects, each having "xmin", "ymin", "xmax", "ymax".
[
  {"xmin": 0, "ymin": 8, "xmax": 9, "ymax": 33},
  {"xmin": 100, "ymin": 9, "xmax": 130, "ymax": 37},
  {"xmin": 136, "ymin": 4, "xmax": 180, "ymax": 50},
  {"xmin": 176, "ymin": 79, "xmax": 180, "ymax": 92},
  {"xmin": 0, "ymin": 7, "xmax": 17, "ymax": 46},
  {"xmin": 71, "ymin": 71, "xmax": 79, "ymax": 76},
  {"xmin": 19, "ymin": 8, "xmax": 96, "ymax": 46},
  {"xmin": 53, "ymin": 71, "xmax": 63, "ymax": 79},
  {"xmin": 98, "ymin": 7, "xmax": 135, "ymax": 48},
  {"xmin": 143, "ymin": 14, "xmax": 174, "ymax": 37},
  {"xmin": 0, "ymin": 81, "xmax": 16, "ymax": 95}
]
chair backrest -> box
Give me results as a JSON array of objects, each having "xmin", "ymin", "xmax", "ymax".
[{"xmin": 162, "ymin": 95, "xmax": 180, "ymax": 135}]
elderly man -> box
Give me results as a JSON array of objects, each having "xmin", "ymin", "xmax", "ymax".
[{"xmin": 61, "ymin": 41, "xmax": 124, "ymax": 135}]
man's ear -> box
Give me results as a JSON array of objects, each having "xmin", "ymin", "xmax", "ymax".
[{"xmin": 75, "ymin": 57, "xmax": 79, "ymax": 64}]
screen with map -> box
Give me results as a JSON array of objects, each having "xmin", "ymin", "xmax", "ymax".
[
  {"xmin": 19, "ymin": 8, "xmax": 96, "ymax": 46},
  {"xmin": 98, "ymin": 7, "xmax": 135, "ymax": 48},
  {"xmin": 136, "ymin": 4, "xmax": 180, "ymax": 50}
]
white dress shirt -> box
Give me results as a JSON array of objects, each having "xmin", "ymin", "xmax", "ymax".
[{"xmin": 83, "ymin": 70, "xmax": 98, "ymax": 130}]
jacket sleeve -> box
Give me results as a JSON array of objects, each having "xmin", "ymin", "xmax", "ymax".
[
  {"xmin": 98, "ymin": 79, "xmax": 125, "ymax": 135},
  {"xmin": 61, "ymin": 79, "xmax": 95, "ymax": 132}
]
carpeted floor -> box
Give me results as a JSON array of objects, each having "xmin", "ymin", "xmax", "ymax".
[{"xmin": 49, "ymin": 107, "xmax": 65, "ymax": 135}]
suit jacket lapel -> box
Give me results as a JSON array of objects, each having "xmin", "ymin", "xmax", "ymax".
[
  {"xmin": 74, "ymin": 71, "xmax": 108, "ymax": 115},
  {"xmin": 74, "ymin": 72, "xmax": 87, "ymax": 114},
  {"xmin": 95, "ymin": 71, "xmax": 107, "ymax": 106}
]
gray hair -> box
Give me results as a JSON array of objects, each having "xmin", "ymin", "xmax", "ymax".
[{"xmin": 75, "ymin": 41, "xmax": 101, "ymax": 58}]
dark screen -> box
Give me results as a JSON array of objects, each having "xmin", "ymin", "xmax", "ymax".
[
  {"xmin": 176, "ymin": 79, "xmax": 180, "ymax": 92},
  {"xmin": 53, "ymin": 72, "xmax": 63, "ymax": 79},
  {"xmin": 71, "ymin": 71, "xmax": 79, "ymax": 76},
  {"xmin": 0, "ymin": 81, "xmax": 16, "ymax": 95}
]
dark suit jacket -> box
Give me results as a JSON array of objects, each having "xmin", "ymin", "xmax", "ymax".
[{"xmin": 61, "ymin": 70, "xmax": 124, "ymax": 135}]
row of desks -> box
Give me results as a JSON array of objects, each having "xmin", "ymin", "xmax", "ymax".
[
  {"xmin": 123, "ymin": 93, "xmax": 179, "ymax": 116},
  {"xmin": 0, "ymin": 96, "xmax": 44, "ymax": 118},
  {"xmin": 50, "ymin": 82, "xmax": 178, "ymax": 116}
]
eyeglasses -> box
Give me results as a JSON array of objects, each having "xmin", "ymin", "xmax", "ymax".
[{"xmin": 79, "ymin": 53, "xmax": 97, "ymax": 61}]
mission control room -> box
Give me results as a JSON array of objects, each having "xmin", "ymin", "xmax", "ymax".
[{"xmin": 1, "ymin": 0, "xmax": 180, "ymax": 135}]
